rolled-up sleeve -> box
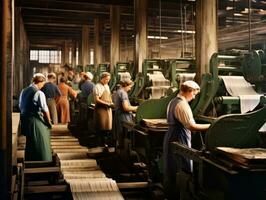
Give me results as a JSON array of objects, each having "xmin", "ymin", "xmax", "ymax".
[{"xmin": 175, "ymin": 101, "xmax": 196, "ymax": 128}]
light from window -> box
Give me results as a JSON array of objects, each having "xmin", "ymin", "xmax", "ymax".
[
  {"xmin": 30, "ymin": 50, "xmax": 62, "ymax": 64},
  {"xmin": 30, "ymin": 50, "xmax": 38, "ymax": 61},
  {"xmin": 39, "ymin": 50, "xmax": 50, "ymax": 63},
  {"xmin": 69, "ymin": 48, "xmax": 72, "ymax": 64},
  {"xmin": 90, "ymin": 49, "xmax": 94, "ymax": 65},
  {"xmin": 76, "ymin": 48, "xmax": 79, "ymax": 66}
]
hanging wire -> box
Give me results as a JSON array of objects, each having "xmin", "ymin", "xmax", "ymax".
[
  {"xmin": 124, "ymin": 24, "xmax": 128, "ymax": 61},
  {"xmin": 233, "ymin": 0, "xmax": 235, "ymax": 25},
  {"xmin": 180, "ymin": 0, "xmax": 184, "ymax": 57},
  {"xmin": 248, "ymin": 0, "xmax": 252, "ymax": 52},
  {"xmin": 159, "ymin": 0, "xmax": 162, "ymax": 58},
  {"xmin": 184, "ymin": 4, "xmax": 187, "ymax": 56},
  {"xmin": 191, "ymin": 3, "xmax": 195, "ymax": 57}
]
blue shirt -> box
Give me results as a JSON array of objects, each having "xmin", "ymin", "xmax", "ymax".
[
  {"xmin": 80, "ymin": 80, "xmax": 95, "ymax": 98},
  {"xmin": 41, "ymin": 82, "xmax": 61, "ymax": 99}
]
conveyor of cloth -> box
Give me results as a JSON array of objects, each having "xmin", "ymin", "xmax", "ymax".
[{"xmin": 50, "ymin": 124, "xmax": 124, "ymax": 200}]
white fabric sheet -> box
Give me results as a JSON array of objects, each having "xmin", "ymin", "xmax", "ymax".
[{"xmin": 220, "ymin": 76, "xmax": 262, "ymax": 113}]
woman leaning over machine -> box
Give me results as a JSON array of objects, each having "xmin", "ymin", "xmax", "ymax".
[
  {"xmin": 19, "ymin": 73, "xmax": 53, "ymax": 161},
  {"xmin": 163, "ymin": 80, "xmax": 210, "ymax": 200}
]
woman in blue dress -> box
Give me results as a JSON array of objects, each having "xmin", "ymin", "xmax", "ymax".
[
  {"xmin": 19, "ymin": 73, "xmax": 52, "ymax": 161},
  {"xmin": 113, "ymin": 79, "xmax": 138, "ymax": 148}
]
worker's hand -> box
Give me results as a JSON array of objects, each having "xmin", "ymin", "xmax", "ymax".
[
  {"xmin": 108, "ymin": 103, "xmax": 115, "ymax": 109},
  {"xmin": 46, "ymin": 120, "xmax": 53, "ymax": 129}
]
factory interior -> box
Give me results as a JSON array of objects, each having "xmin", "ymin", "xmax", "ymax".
[{"xmin": 1, "ymin": 0, "xmax": 266, "ymax": 199}]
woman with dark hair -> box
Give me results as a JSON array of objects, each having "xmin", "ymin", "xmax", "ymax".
[
  {"xmin": 113, "ymin": 79, "xmax": 138, "ymax": 148},
  {"xmin": 19, "ymin": 73, "xmax": 52, "ymax": 161},
  {"xmin": 57, "ymin": 77, "xmax": 77, "ymax": 124}
]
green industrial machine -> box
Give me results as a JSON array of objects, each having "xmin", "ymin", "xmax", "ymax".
[
  {"xmin": 191, "ymin": 50, "xmax": 266, "ymax": 117},
  {"xmin": 165, "ymin": 58, "xmax": 196, "ymax": 87},
  {"xmin": 93, "ymin": 63, "xmax": 110, "ymax": 84},
  {"xmin": 128, "ymin": 59, "xmax": 169, "ymax": 102},
  {"xmin": 121, "ymin": 90, "xmax": 179, "ymax": 183},
  {"xmin": 118, "ymin": 50, "xmax": 266, "ymax": 195},
  {"xmin": 84, "ymin": 64, "xmax": 95, "ymax": 73},
  {"xmin": 140, "ymin": 59, "xmax": 170, "ymax": 99},
  {"xmin": 171, "ymin": 97, "xmax": 266, "ymax": 200},
  {"xmin": 168, "ymin": 50, "xmax": 266, "ymax": 200},
  {"xmin": 111, "ymin": 61, "xmax": 134, "ymax": 92},
  {"xmin": 114, "ymin": 61, "xmax": 134, "ymax": 79}
]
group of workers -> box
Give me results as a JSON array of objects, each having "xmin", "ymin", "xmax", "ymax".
[{"xmin": 19, "ymin": 70, "xmax": 210, "ymax": 200}]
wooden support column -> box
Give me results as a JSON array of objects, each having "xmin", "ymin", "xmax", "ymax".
[
  {"xmin": 94, "ymin": 18, "xmax": 103, "ymax": 68},
  {"xmin": 71, "ymin": 41, "xmax": 76, "ymax": 68},
  {"xmin": 134, "ymin": 0, "xmax": 148, "ymax": 73},
  {"xmin": 110, "ymin": 6, "xmax": 120, "ymax": 72},
  {"xmin": 81, "ymin": 25, "xmax": 90, "ymax": 68},
  {"xmin": 195, "ymin": 0, "xmax": 217, "ymax": 83},
  {"xmin": 1, "ymin": 0, "xmax": 13, "ymax": 199},
  {"xmin": 63, "ymin": 40, "xmax": 70, "ymax": 66}
]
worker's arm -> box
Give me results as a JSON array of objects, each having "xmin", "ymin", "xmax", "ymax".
[
  {"xmin": 187, "ymin": 123, "xmax": 210, "ymax": 132},
  {"xmin": 122, "ymin": 100, "xmax": 138, "ymax": 112},
  {"xmin": 95, "ymin": 95, "xmax": 113, "ymax": 107}
]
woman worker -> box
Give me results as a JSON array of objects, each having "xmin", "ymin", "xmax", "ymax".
[
  {"xmin": 57, "ymin": 77, "xmax": 77, "ymax": 124},
  {"xmin": 93, "ymin": 72, "xmax": 114, "ymax": 147},
  {"xmin": 113, "ymin": 79, "xmax": 138, "ymax": 149},
  {"xmin": 19, "ymin": 73, "xmax": 52, "ymax": 161},
  {"xmin": 163, "ymin": 80, "xmax": 210, "ymax": 200},
  {"xmin": 78, "ymin": 72, "xmax": 95, "ymax": 129}
]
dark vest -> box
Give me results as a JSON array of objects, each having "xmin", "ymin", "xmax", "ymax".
[{"xmin": 20, "ymin": 86, "xmax": 39, "ymax": 117}]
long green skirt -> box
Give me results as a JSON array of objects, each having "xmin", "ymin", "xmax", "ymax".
[{"xmin": 22, "ymin": 116, "xmax": 52, "ymax": 161}]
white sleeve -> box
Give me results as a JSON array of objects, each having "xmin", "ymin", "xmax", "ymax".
[
  {"xmin": 33, "ymin": 90, "xmax": 49, "ymax": 112},
  {"xmin": 175, "ymin": 101, "xmax": 196, "ymax": 128}
]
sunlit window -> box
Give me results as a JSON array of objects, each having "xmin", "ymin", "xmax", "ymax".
[
  {"xmin": 69, "ymin": 48, "xmax": 72, "ymax": 64},
  {"xmin": 90, "ymin": 49, "xmax": 94, "ymax": 65},
  {"xmin": 30, "ymin": 50, "xmax": 38, "ymax": 60},
  {"xmin": 30, "ymin": 50, "xmax": 62, "ymax": 64}
]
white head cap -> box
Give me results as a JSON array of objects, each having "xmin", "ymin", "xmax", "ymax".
[
  {"xmin": 85, "ymin": 72, "xmax": 94, "ymax": 80},
  {"xmin": 33, "ymin": 73, "xmax": 46, "ymax": 79},
  {"xmin": 182, "ymin": 80, "xmax": 200, "ymax": 90}
]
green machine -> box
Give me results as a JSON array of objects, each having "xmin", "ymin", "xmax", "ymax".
[
  {"xmin": 111, "ymin": 61, "xmax": 134, "ymax": 92},
  {"xmin": 165, "ymin": 58, "xmax": 196, "ymax": 87},
  {"xmin": 140, "ymin": 59, "xmax": 170, "ymax": 100},
  {"xmin": 119, "ymin": 50, "xmax": 266, "ymax": 189},
  {"xmin": 191, "ymin": 50, "xmax": 266, "ymax": 117},
  {"xmin": 171, "ymin": 97, "xmax": 266, "ymax": 200},
  {"xmin": 84, "ymin": 64, "xmax": 95, "ymax": 73},
  {"xmin": 121, "ymin": 90, "xmax": 179, "ymax": 183},
  {"xmin": 93, "ymin": 63, "xmax": 110, "ymax": 84},
  {"xmin": 169, "ymin": 50, "xmax": 266, "ymax": 199},
  {"xmin": 128, "ymin": 59, "xmax": 169, "ymax": 102}
]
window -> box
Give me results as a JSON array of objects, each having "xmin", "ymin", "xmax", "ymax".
[
  {"xmin": 90, "ymin": 49, "xmax": 94, "ymax": 65},
  {"xmin": 69, "ymin": 48, "xmax": 72, "ymax": 64},
  {"xmin": 30, "ymin": 50, "xmax": 38, "ymax": 61},
  {"xmin": 39, "ymin": 50, "xmax": 50, "ymax": 63},
  {"xmin": 50, "ymin": 50, "xmax": 61, "ymax": 64},
  {"xmin": 30, "ymin": 50, "xmax": 62, "ymax": 64}
]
